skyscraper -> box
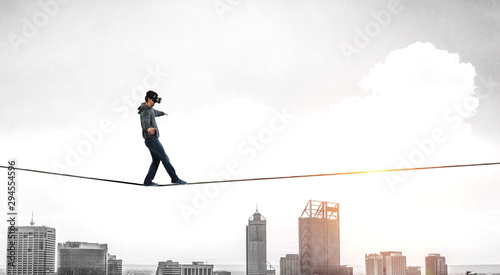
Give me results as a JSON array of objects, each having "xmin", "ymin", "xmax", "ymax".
[
  {"xmin": 299, "ymin": 200, "xmax": 340, "ymax": 275},
  {"xmin": 381, "ymin": 252, "xmax": 406, "ymax": 275},
  {"xmin": 365, "ymin": 252, "xmax": 407, "ymax": 275},
  {"xmin": 6, "ymin": 219, "xmax": 56, "ymax": 275},
  {"xmin": 365, "ymin": 253, "xmax": 383, "ymax": 275},
  {"xmin": 425, "ymin": 254, "xmax": 447, "ymax": 275},
  {"xmin": 58, "ymin": 241, "xmax": 108, "ymax": 275},
  {"xmin": 280, "ymin": 254, "xmax": 300, "ymax": 275},
  {"xmin": 246, "ymin": 208, "xmax": 275, "ymax": 275}
]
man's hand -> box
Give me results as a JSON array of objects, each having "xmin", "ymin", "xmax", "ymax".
[
  {"xmin": 164, "ymin": 113, "xmax": 168, "ymax": 116},
  {"xmin": 147, "ymin": 127, "xmax": 157, "ymax": 135}
]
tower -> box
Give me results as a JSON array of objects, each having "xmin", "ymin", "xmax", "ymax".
[
  {"xmin": 380, "ymin": 251, "xmax": 406, "ymax": 275},
  {"xmin": 246, "ymin": 208, "xmax": 275, "ymax": 275},
  {"xmin": 6, "ymin": 217, "xmax": 56, "ymax": 275},
  {"xmin": 365, "ymin": 253, "xmax": 383, "ymax": 275},
  {"xmin": 425, "ymin": 254, "xmax": 447, "ymax": 275},
  {"xmin": 299, "ymin": 200, "xmax": 340, "ymax": 275}
]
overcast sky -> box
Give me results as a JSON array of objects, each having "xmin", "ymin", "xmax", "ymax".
[{"xmin": 1, "ymin": 0, "xmax": 500, "ymax": 270}]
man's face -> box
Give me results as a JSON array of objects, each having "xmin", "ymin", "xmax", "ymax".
[{"xmin": 147, "ymin": 97, "xmax": 156, "ymax": 107}]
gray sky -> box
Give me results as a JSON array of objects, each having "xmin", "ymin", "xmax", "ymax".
[{"xmin": 1, "ymin": 0, "xmax": 500, "ymax": 270}]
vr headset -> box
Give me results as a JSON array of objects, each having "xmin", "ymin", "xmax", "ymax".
[{"xmin": 148, "ymin": 95, "xmax": 162, "ymax": 104}]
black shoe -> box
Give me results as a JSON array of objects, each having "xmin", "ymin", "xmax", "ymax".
[{"xmin": 144, "ymin": 182, "xmax": 159, "ymax": 186}]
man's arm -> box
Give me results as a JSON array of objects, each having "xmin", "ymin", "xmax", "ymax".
[{"xmin": 154, "ymin": 109, "xmax": 168, "ymax": 117}]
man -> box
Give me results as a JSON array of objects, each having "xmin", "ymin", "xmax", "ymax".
[{"xmin": 138, "ymin": 90, "xmax": 187, "ymax": 186}]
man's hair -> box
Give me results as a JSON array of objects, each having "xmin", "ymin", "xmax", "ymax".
[{"xmin": 145, "ymin": 90, "xmax": 158, "ymax": 102}]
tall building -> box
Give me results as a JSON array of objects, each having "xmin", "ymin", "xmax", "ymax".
[
  {"xmin": 247, "ymin": 208, "xmax": 275, "ymax": 275},
  {"xmin": 280, "ymin": 254, "xmax": 300, "ymax": 275},
  {"xmin": 365, "ymin": 254, "xmax": 383, "ymax": 275},
  {"xmin": 425, "ymin": 254, "xmax": 447, "ymax": 275},
  {"xmin": 381, "ymin": 252, "xmax": 406, "ymax": 275},
  {"xmin": 299, "ymin": 200, "xmax": 340, "ymax": 275},
  {"xmin": 108, "ymin": 254, "xmax": 123, "ymax": 275},
  {"xmin": 366, "ymin": 252, "xmax": 407, "ymax": 275},
  {"xmin": 156, "ymin": 260, "xmax": 214, "ymax": 275},
  {"xmin": 58, "ymin": 241, "xmax": 108, "ymax": 275},
  {"xmin": 6, "ymin": 219, "xmax": 56, "ymax": 275}
]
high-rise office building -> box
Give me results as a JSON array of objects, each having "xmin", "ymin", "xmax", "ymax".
[
  {"xmin": 280, "ymin": 254, "xmax": 300, "ymax": 275},
  {"xmin": 365, "ymin": 254, "xmax": 383, "ymax": 275},
  {"xmin": 247, "ymin": 209, "xmax": 275, "ymax": 275},
  {"xmin": 299, "ymin": 200, "xmax": 340, "ymax": 275},
  {"xmin": 366, "ymin": 252, "xmax": 407, "ymax": 275},
  {"xmin": 108, "ymin": 254, "xmax": 123, "ymax": 275},
  {"xmin": 6, "ymin": 219, "xmax": 56, "ymax": 275},
  {"xmin": 425, "ymin": 254, "xmax": 447, "ymax": 275},
  {"xmin": 381, "ymin": 252, "xmax": 406, "ymax": 275},
  {"xmin": 58, "ymin": 241, "xmax": 108, "ymax": 275},
  {"xmin": 156, "ymin": 260, "xmax": 214, "ymax": 275}
]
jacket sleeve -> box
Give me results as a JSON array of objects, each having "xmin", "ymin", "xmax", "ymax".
[{"xmin": 154, "ymin": 109, "xmax": 165, "ymax": 117}]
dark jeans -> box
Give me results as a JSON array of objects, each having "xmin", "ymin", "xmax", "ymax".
[{"xmin": 144, "ymin": 138, "xmax": 180, "ymax": 184}]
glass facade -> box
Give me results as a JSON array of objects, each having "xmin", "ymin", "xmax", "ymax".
[
  {"xmin": 299, "ymin": 200, "xmax": 340, "ymax": 275},
  {"xmin": 58, "ymin": 242, "xmax": 108, "ymax": 275}
]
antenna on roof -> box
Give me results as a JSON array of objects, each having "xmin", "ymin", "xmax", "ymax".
[{"xmin": 30, "ymin": 211, "xmax": 35, "ymax": 226}]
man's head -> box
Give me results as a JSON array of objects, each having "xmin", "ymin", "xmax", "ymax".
[{"xmin": 145, "ymin": 90, "xmax": 162, "ymax": 107}]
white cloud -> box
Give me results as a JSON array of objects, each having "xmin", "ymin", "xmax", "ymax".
[{"xmin": 359, "ymin": 42, "xmax": 475, "ymax": 127}]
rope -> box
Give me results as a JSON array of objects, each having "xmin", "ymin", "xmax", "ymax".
[{"xmin": 1, "ymin": 162, "xmax": 499, "ymax": 187}]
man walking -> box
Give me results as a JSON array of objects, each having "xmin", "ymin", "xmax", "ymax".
[{"xmin": 138, "ymin": 90, "xmax": 187, "ymax": 186}]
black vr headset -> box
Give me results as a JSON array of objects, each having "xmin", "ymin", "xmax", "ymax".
[{"xmin": 148, "ymin": 95, "xmax": 162, "ymax": 104}]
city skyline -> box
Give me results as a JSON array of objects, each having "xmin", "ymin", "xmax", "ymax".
[
  {"xmin": 1, "ymin": 0, "xmax": 500, "ymax": 270},
  {"xmin": 4, "ymin": 203, "xmax": 477, "ymax": 274}
]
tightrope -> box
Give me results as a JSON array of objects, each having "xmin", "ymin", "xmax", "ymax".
[{"xmin": 1, "ymin": 162, "xmax": 499, "ymax": 187}]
